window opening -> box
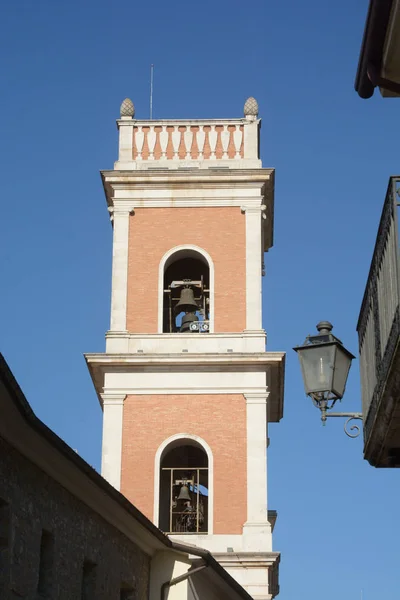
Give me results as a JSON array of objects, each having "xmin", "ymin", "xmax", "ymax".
[
  {"xmin": 37, "ymin": 530, "xmax": 54, "ymax": 597},
  {"xmin": 163, "ymin": 254, "xmax": 210, "ymax": 333},
  {"xmin": 159, "ymin": 444, "xmax": 208, "ymax": 534},
  {"xmin": 0, "ymin": 498, "xmax": 10, "ymax": 589},
  {"xmin": 120, "ymin": 584, "xmax": 135, "ymax": 600},
  {"xmin": 81, "ymin": 560, "xmax": 97, "ymax": 600}
]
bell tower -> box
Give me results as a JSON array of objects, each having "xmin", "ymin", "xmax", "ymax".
[{"xmin": 86, "ymin": 97, "xmax": 285, "ymax": 600}]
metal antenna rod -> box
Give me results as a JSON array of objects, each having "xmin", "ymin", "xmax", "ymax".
[{"xmin": 150, "ymin": 64, "xmax": 154, "ymax": 119}]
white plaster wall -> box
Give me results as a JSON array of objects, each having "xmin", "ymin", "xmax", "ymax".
[{"xmin": 149, "ymin": 551, "xmax": 191, "ymax": 600}]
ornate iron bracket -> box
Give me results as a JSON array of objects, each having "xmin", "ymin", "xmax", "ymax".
[{"xmin": 320, "ymin": 405, "xmax": 363, "ymax": 438}]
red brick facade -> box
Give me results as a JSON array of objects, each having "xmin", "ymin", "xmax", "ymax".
[
  {"xmin": 120, "ymin": 394, "xmax": 247, "ymax": 534},
  {"xmin": 126, "ymin": 207, "xmax": 246, "ymax": 333}
]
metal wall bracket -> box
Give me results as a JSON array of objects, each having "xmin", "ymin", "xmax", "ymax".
[{"xmin": 320, "ymin": 406, "xmax": 363, "ymax": 438}]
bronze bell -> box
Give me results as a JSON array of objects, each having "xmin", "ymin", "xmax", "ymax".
[
  {"xmin": 175, "ymin": 287, "xmax": 198, "ymax": 314},
  {"xmin": 177, "ymin": 484, "xmax": 191, "ymax": 501},
  {"xmin": 180, "ymin": 312, "xmax": 199, "ymax": 333}
]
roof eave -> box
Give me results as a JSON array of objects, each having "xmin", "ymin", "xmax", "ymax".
[{"xmin": 355, "ymin": 0, "xmax": 395, "ymax": 98}]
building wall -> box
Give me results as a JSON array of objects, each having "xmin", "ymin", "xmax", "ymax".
[
  {"xmin": 0, "ymin": 435, "xmax": 150, "ymax": 600},
  {"xmin": 126, "ymin": 207, "xmax": 246, "ymax": 333},
  {"xmin": 121, "ymin": 393, "xmax": 247, "ymax": 534}
]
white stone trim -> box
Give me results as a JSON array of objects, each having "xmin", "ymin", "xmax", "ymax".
[
  {"xmin": 104, "ymin": 387, "xmax": 270, "ymax": 395},
  {"xmin": 157, "ymin": 245, "xmax": 215, "ymax": 333},
  {"xmin": 87, "ymin": 351, "xmax": 284, "ymax": 366},
  {"xmin": 105, "ymin": 330, "xmax": 266, "ymax": 354},
  {"xmin": 242, "ymin": 206, "xmax": 262, "ymax": 330},
  {"xmin": 153, "ymin": 433, "xmax": 214, "ymax": 534},
  {"xmin": 104, "ymin": 369, "xmax": 266, "ymax": 392},
  {"xmin": 100, "ymin": 393, "xmax": 126, "ymax": 490},
  {"xmin": 243, "ymin": 392, "xmax": 269, "ymax": 528},
  {"xmin": 117, "ymin": 120, "xmax": 134, "ymax": 163},
  {"xmin": 110, "ymin": 208, "xmax": 131, "ymax": 331},
  {"xmin": 243, "ymin": 119, "xmax": 259, "ymax": 160},
  {"xmin": 115, "ymin": 159, "xmax": 262, "ymax": 171},
  {"xmin": 110, "ymin": 197, "xmax": 262, "ymax": 208}
]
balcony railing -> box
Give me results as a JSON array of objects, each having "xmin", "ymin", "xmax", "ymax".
[
  {"xmin": 357, "ymin": 176, "xmax": 400, "ymax": 459},
  {"xmin": 115, "ymin": 117, "xmax": 261, "ymax": 170}
]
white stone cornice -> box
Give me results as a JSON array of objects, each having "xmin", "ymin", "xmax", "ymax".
[
  {"xmin": 105, "ymin": 330, "xmax": 266, "ymax": 354},
  {"xmin": 118, "ymin": 117, "xmax": 252, "ymax": 127},
  {"xmin": 110, "ymin": 198, "xmax": 261, "ymax": 209},
  {"xmin": 85, "ymin": 351, "xmax": 285, "ymax": 367},
  {"xmin": 244, "ymin": 392, "xmax": 270, "ymax": 404},
  {"xmin": 112, "ymin": 202, "xmax": 135, "ymax": 214},
  {"xmin": 240, "ymin": 204, "xmax": 264, "ymax": 214},
  {"xmin": 102, "ymin": 168, "xmax": 274, "ymax": 185},
  {"xmin": 103, "ymin": 387, "xmax": 270, "ymax": 396},
  {"xmin": 100, "ymin": 393, "xmax": 126, "ymax": 405}
]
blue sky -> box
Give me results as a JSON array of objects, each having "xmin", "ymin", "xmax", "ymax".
[{"xmin": 1, "ymin": 1, "xmax": 399, "ymax": 598}]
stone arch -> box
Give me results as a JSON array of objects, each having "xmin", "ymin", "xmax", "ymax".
[
  {"xmin": 153, "ymin": 433, "xmax": 214, "ymax": 534},
  {"xmin": 158, "ymin": 245, "xmax": 215, "ymax": 333}
]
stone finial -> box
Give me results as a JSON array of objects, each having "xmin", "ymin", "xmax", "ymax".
[
  {"xmin": 244, "ymin": 97, "xmax": 259, "ymax": 118},
  {"xmin": 120, "ymin": 98, "xmax": 135, "ymax": 118}
]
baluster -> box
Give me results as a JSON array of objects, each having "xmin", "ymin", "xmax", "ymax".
[
  {"xmin": 147, "ymin": 126, "xmax": 156, "ymax": 160},
  {"xmin": 233, "ymin": 125, "xmax": 242, "ymax": 159},
  {"xmin": 160, "ymin": 126, "xmax": 168, "ymax": 159},
  {"xmin": 197, "ymin": 126, "xmax": 206, "ymax": 160},
  {"xmin": 221, "ymin": 125, "xmax": 230, "ymax": 159},
  {"xmin": 172, "ymin": 126, "xmax": 180, "ymax": 160},
  {"xmin": 209, "ymin": 125, "xmax": 217, "ymax": 159},
  {"xmin": 135, "ymin": 126, "xmax": 144, "ymax": 160},
  {"xmin": 184, "ymin": 126, "xmax": 193, "ymax": 159}
]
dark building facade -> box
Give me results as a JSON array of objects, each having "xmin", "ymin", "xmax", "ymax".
[
  {"xmin": 0, "ymin": 353, "xmax": 259, "ymax": 600},
  {"xmin": 0, "ymin": 435, "xmax": 149, "ymax": 599}
]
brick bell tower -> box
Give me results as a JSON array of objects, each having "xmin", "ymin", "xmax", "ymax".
[{"xmin": 86, "ymin": 97, "xmax": 285, "ymax": 600}]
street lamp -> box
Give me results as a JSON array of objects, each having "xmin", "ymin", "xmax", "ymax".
[{"xmin": 294, "ymin": 321, "xmax": 363, "ymax": 438}]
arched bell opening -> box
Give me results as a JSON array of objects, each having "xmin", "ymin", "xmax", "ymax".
[
  {"xmin": 162, "ymin": 250, "xmax": 210, "ymax": 334},
  {"xmin": 159, "ymin": 440, "xmax": 209, "ymax": 534}
]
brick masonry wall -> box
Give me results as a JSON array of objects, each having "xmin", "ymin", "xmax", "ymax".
[
  {"xmin": 126, "ymin": 206, "xmax": 246, "ymax": 333},
  {"xmin": 0, "ymin": 436, "xmax": 150, "ymax": 600},
  {"xmin": 121, "ymin": 394, "xmax": 247, "ymax": 535}
]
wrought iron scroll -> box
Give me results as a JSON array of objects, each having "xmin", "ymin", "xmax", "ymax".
[{"xmin": 343, "ymin": 416, "xmax": 363, "ymax": 439}]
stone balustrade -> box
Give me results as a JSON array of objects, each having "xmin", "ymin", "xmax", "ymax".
[
  {"xmin": 115, "ymin": 98, "xmax": 262, "ymax": 170},
  {"xmin": 133, "ymin": 122, "xmax": 244, "ymax": 161}
]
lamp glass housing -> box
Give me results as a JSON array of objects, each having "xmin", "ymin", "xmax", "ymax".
[
  {"xmin": 294, "ymin": 331, "xmax": 355, "ymax": 400},
  {"xmin": 297, "ymin": 343, "xmax": 336, "ymax": 396},
  {"xmin": 331, "ymin": 344, "xmax": 353, "ymax": 399}
]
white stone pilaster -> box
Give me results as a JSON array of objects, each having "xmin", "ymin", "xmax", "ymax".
[
  {"xmin": 243, "ymin": 206, "xmax": 263, "ymax": 330},
  {"xmin": 101, "ymin": 394, "xmax": 126, "ymax": 490},
  {"xmin": 243, "ymin": 118, "xmax": 259, "ymax": 160},
  {"xmin": 244, "ymin": 392, "xmax": 269, "ymax": 526},
  {"xmin": 117, "ymin": 118, "xmax": 134, "ymax": 163},
  {"xmin": 110, "ymin": 207, "xmax": 131, "ymax": 332}
]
